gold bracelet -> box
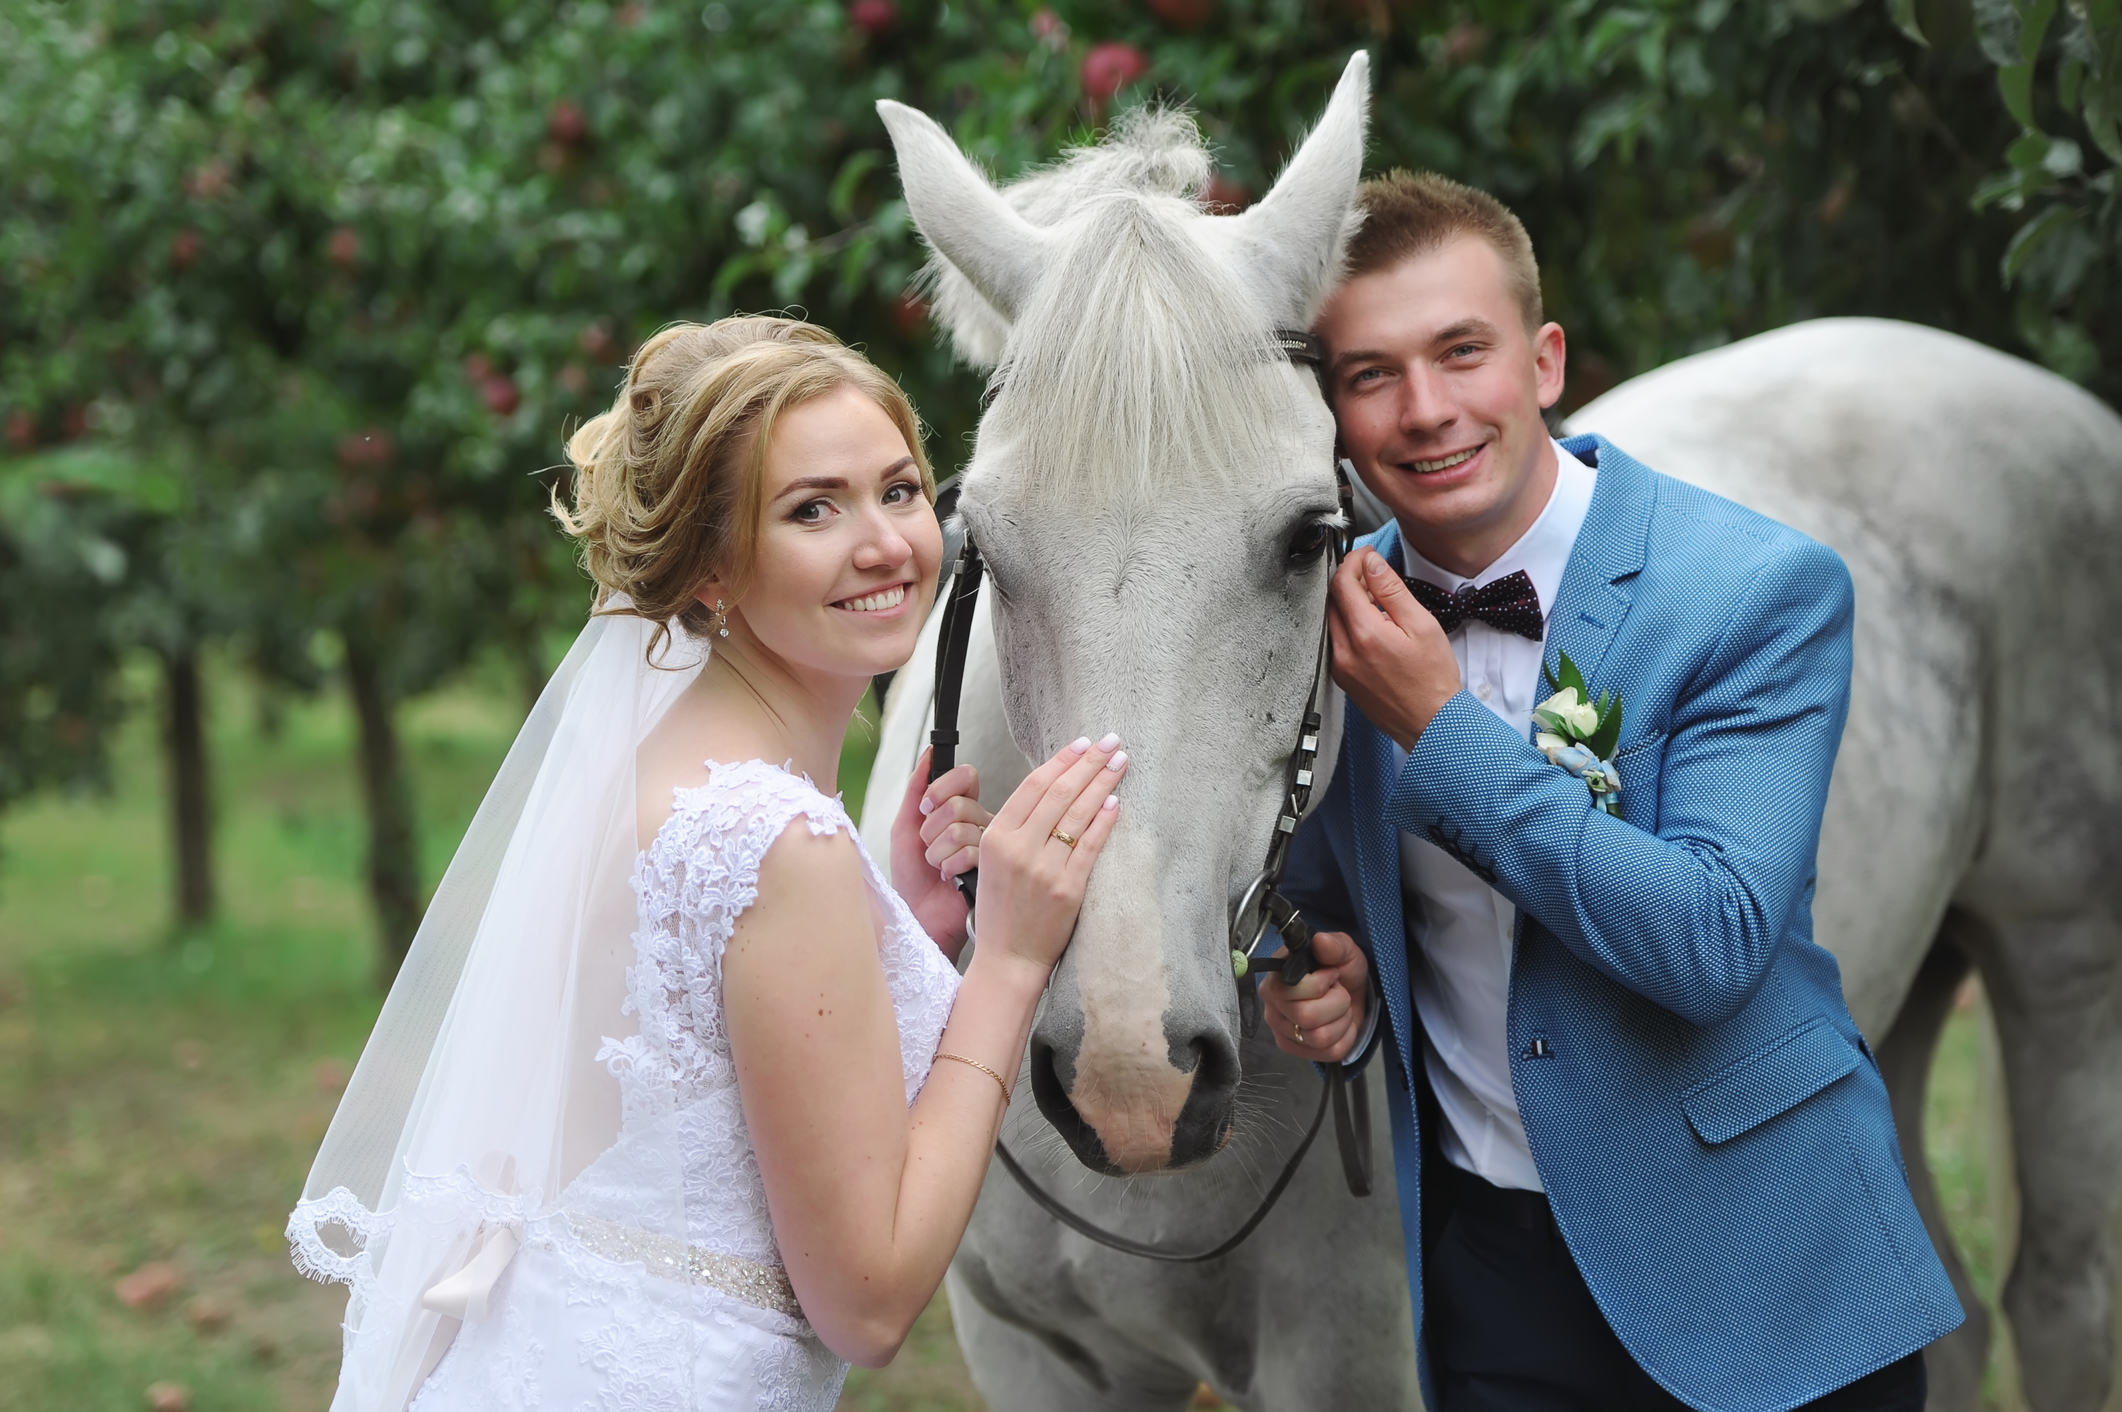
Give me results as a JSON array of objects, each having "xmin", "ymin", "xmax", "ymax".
[{"xmin": 934, "ymin": 1052, "xmax": 1012, "ymax": 1105}]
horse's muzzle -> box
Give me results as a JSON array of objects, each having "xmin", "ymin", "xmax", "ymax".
[{"xmin": 1028, "ymin": 1025, "xmax": 1240, "ymax": 1174}]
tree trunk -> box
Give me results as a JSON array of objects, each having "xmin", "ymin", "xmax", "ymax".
[
  {"xmin": 162, "ymin": 650, "xmax": 215, "ymax": 930},
  {"xmin": 343, "ymin": 634, "xmax": 422, "ymax": 984}
]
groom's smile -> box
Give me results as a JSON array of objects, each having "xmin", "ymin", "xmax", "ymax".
[{"xmin": 1404, "ymin": 443, "xmax": 1487, "ymax": 475}]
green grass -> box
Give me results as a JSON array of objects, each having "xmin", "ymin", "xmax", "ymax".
[{"xmin": 0, "ymin": 657, "xmax": 2018, "ymax": 1410}]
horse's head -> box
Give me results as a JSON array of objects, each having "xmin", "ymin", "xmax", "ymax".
[{"xmin": 880, "ymin": 56, "xmax": 1368, "ymax": 1175}]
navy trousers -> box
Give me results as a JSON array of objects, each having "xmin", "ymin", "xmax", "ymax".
[{"xmin": 1427, "ymin": 1167, "xmax": 1928, "ymax": 1412}]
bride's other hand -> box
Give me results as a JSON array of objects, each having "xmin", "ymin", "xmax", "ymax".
[
  {"xmin": 972, "ymin": 733, "xmax": 1127, "ymax": 979},
  {"xmin": 890, "ymin": 748, "xmax": 989, "ymax": 959}
]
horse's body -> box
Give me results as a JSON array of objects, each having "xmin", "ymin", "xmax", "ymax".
[{"xmin": 867, "ymin": 65, "xmax": 2122, "ymax": 1412}]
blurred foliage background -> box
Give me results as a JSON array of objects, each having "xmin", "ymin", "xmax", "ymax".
[
  {"xmin": 0, "ymin": 0, "xmax": 2111, "ymax": 1406},
  {"xmin": 4, "ymin": 0, "xmax": 2118, "ymax": 975}
]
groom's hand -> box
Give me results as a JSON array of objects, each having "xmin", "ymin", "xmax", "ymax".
[
  {"xmin": 1328, "ymin": 547, "xmax": 1461, "ymax": 749},
  {"xmin": 1260, "ymin": 930, "xmax": 1370, "ymax": 1063}
]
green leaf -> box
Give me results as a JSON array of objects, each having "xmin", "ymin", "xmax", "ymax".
[
  {"xmin": 1585, "ymin": 695, "xmax": 1625, "ymax": 761},
  {"xmin": 828, "ymin": 149, "xmax": 882, "ymax": 224},
  {"xmin": 1555, "ymin": 652, "xmax": 1588, "ymax": 700},
  {"xmin": 2001, "ymin": 205, "xmax": 2078, "ymax": 285},
  {"xmin": 1888, "ymin": 0, "xmax": 1929, "ymax": 46},
  {"xmin": 1973, "ymin": 0, "xmax": 2025, "ymax": 66},
  {"xmin": 1971, "ymin": 167, "xmax": 2032, "ymax": 211},
  {"xmin": 2086, "ymin": 71, "xmax": 2122, "ymax": 164},
  {"xmin": 1532, "ymin": 708, "xmax": 1570, "ymax": 736},
  {"xmin": 2006, "ymin": 128, "xmax": 2053, "ymax": 173},
  {"xmin": 2020, "ymin": 0, "xmax": 2059, "ymax": 62},
  {"xmin": 1999, "ymin": 62, "xmax": 2039, "ymax": 124}
]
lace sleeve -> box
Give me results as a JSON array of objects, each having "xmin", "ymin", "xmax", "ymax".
[{"xmin": 617, "ymin": 762, "xmax": 853, "ymax": 1108}]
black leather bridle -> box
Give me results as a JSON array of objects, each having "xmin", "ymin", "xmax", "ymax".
[{"xmin": 924, "ymin": 330, "xmax": 1374, "ymax": 1263}]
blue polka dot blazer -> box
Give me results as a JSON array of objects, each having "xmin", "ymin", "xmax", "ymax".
[{"xmin": 1284, "ymin": 435, "xmax": 1962, "ymax": 1411}]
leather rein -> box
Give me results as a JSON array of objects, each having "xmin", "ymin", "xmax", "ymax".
[{"xmin": 925, "ymin": 330, "xmax": 1374, "ymax": 1264}]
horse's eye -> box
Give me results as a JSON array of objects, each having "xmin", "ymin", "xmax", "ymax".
[{"xmin": 1286, "ymin": 518, "xmax": 1333, "ymax": 566}]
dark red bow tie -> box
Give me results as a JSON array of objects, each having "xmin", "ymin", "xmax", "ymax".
[{"xmin": 1404, "ymin": 569, "xmax": 1545, "ymax": 640}]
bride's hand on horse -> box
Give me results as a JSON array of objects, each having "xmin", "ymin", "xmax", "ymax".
[
  {"xmin": 891, "ymin": 748, "xmax": 992, "ymax": 959},
  {"xmin": 1328, "ymin": 548, "xmax": 1461, "ymax": 749},
  {"xmin": 970, "ymin": 734, "xmax": 1127, "ymax": 984},
  {"xmin": 1260, "ymin": 930, "xmax": 1370, "ymax": 1063}
]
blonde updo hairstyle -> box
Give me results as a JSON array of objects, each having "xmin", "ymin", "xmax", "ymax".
[{"xmin": 556, "ymin": 316, "xmax": 934, "ymax": 649}]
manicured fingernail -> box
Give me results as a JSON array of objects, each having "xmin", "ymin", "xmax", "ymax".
[
  {"xmin": 919, "ymin": 797, "xmax": 934, "ymax": 815},
  {"xmin": 1070, "ymin": 736, "xmax": 1091, "ymax": 754},
  {"xmin": 941, "ymin": 867, "xmax": 951, "ymax": 882},
  {"xmin": 1095, "ymin": 732, "xmax": 1121, "ymax": 752},
  {"xmin": 1366, "ymin": 557, "xmax": 1388, "ymax": 576},
  {"xmin": 1106, "ymin": 751, "xmax": 1128, "ymax": 771},
  {"xmin": 1102, "ymin": 794, "xmax": 1118, "ymax": 810}
]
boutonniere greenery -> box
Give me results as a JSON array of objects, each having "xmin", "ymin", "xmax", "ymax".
[{"xmin": 1533, "ymin": 652, "xmax": 1623, "ymax": 817}]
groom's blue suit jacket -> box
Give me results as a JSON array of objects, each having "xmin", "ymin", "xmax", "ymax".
[{"xmin": 1284, "ymin": 435, "xmax": 1961, "ymax": 1411}]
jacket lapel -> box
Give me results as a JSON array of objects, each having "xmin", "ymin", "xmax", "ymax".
[
  {"xmin": 1350, "ymin": 522, "xmax": 1417, "ymax": 1081},
  {"xmin": 1540, "ymin": 435, "xmax": 1654, "ymax": 709}
]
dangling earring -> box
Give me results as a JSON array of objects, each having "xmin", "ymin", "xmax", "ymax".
[{"xmin": 712, "ymin": 600, "xmax": 730, "ymax": 639}]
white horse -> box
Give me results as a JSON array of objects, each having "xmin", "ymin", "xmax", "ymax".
[{"xmin": 866, "ymin": 61, "xmax": 2122, "ymax": 1412}]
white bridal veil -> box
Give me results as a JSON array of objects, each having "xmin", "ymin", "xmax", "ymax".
[{"xmin": 288, "ymin": 607, "xmax": 706, "ymax": 1411}]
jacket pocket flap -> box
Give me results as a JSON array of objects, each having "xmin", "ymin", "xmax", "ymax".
[{"xmin": 1682, "ymin": 1019, "xmax": 1860, "ymax": 1145}]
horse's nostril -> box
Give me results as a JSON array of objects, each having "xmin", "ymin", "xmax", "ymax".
[
  {"xmin": 1028, "ymin": 1040, "xmax": 1123, "ymax": 1176},
  {"xmin": 1168, "ymin": 1033, "xmax": 1239, "ymax": 1170}
]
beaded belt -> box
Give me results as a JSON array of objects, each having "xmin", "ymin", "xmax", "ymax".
[{"xmin": 563, "ymin": 1212, "xmax": 804, "ymax": 1320}]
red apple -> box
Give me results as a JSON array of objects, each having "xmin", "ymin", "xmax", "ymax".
[
  {"xmin": 1150, "ymin": 0, "xmax": 1211, "ymax": 28},
  {"xmin": 848, "ymin": 0, "xmax": 896, "ymax": 36},
  {"xmin": 184, "ymin": 160, "xmax": 230, "ymax": 200},
  {"xmin": 1203, "ymin": 173, "xmax": 1249, "ymax": 213},
  {"xmin": 336, "ymin": 430, "xmax": 394, "ymax": 471},
  {"xmin": 328, "ymin": 227, "xmax": 361, "ymax": 267},
  {"xmin": 170, "ymin": 229, "xmax": 201, "ymax": 269},
  {"xmin": 481, "ymin": 376, "xmax": 521, "ymax": 416},
  {"xmin": 1442, "ymin": 22, "xmax": 1488, "ymax": 66},
  {"xmin": 547, "ymin": 99, "xmax": 586, "ymax": 145},
  {"xmin": 1082, "ymin": 42, "xmax": 1149, "ymax": 104}
]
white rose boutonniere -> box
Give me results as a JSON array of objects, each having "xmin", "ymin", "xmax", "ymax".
[{"xmin": 1531, "ymin": 653, "xmax": 1624, "ymax": 817}]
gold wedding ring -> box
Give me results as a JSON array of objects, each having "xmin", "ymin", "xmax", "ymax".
[
  {"xmin": 1050, "ymin": 827, "xmax": 1080, "ymax": 848},
  {"xmin": 1292, "ymin": 1024, "xmax": 1306, "ymax": 1046}
]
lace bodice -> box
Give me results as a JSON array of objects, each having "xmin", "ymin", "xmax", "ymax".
[{"xmin": 570, "ymin": 759, "xmax": 961, "ymax": 1267}]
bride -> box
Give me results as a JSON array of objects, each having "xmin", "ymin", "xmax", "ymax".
[{"xmin": 288, "ymin": 315, "xmax": 1128, "ymax": 1410}]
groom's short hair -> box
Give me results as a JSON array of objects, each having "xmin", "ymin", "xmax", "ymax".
[{"xmin": 1346, "ymin": 170, "xmax": 1543, "ymax": 331}]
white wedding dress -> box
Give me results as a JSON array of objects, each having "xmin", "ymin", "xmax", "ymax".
[{"xmin": 404, "ymin": 759, "xmax": 962, "ymax": 1411}]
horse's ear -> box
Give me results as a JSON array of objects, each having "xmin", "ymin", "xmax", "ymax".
[
  {"xmin": 878, "ymin": 100, "xmax": 1052, "ymax": 323},
  {"xmin": 1206, "ymin": 52, "xmax": 1369, "ymax": 329}
]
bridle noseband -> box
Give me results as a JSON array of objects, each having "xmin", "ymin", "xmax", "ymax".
[{"xmin": 925, "ymin": 329, "xmax": 1373, "ymax": 1263}]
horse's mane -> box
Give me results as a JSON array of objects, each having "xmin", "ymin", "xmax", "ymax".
[{"xmin": 928, "ymin": 111, "xmax": 1285, "ymax": 500}]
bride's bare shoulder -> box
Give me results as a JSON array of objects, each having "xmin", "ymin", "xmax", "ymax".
[{"xmin": 635, "ymin": 673, "xmax": 789, "ymax": 851}]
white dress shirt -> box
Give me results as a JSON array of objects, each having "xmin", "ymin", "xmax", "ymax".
[{"xmin": 1382, "ymin": 439, "xmax": 1596, "ymax": 1192}]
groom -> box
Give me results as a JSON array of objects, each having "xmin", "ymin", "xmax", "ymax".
[{"xmin": 1259, "ymin": 172, "xmax": 1961, "ymax": 1411}]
